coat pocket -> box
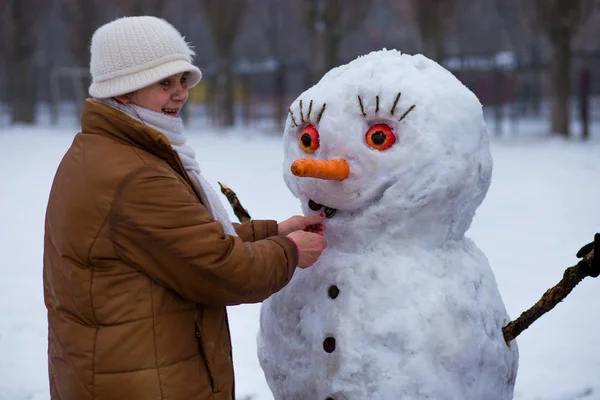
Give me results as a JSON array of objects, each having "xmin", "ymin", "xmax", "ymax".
[{"xmin": 195, "ymin": 323, "xmax": 216, "ymax": 392}]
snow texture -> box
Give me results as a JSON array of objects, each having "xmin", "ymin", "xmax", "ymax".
[
  {"xmin": 1, "ymin": 64, "xmax": 599, "ymax": 400},
  {"xmin": 258, "ymin": 50, "xmax": 519, "ymax": 399}
]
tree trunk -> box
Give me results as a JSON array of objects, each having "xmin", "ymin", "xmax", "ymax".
[
  {"xmin": 302, "ymin": 0, "xmax": 321, "ymax": 84},
  {"xmin": 433, "ymin": 24, "xmax": 445, "ymax": 63},
  {"xmin": 9, "ymin": 0, "xmax": 37, "ymax": 124},
  {"xmin": 201, "ymin": 0, "xmax": 245, "ymax": 127},
  {"xmin": 61, "ymin": 0, "xmax": 99, "ymax": 118},
  {"xmin": 414, "ymin": 0, "xmax": 454, "ymax": 63},
  {"xmin": 493, "ymin": 68, "xmax": 503, "ymax": 136},
  {"xmin": 219, "ymin": 56, "xmax": 235, "ymax": 127},
  {"xmin": 323, "ymin": 29, "xmax": 341, "ymax": 74},
  {"xmin": 579, "ymin": 68, "xmax": 590, "ymax": 140},
  {"xmin": 301, "ymin": 0, "xmax": 369, "ymax": 84},
  {"xmin": 63, "ymin": 0, "xmax": 97, "ymax": 72},
  {"xmin": 240, "ymin": 74, "xmax": 250, "ymax": 126},
  {"xmin": 10, "ymin": 58, "xmax": 36, "ymax": 123},
  {"xmin": 311, "ymin": 32, "xmax": 326, "ymax": 83},
  {"xmin": 322, "ymin": 0, "xmax": 341, "ymax": 73},
  {"xmin": 275, "ymin": 63, "xmax": 286, "ymax": 127},
  {"xmin": 549, "ymin": 34, "xmax": 571, "ymax": 136},
  {"xmin": 532, "ymin": 0, "xmax": 593, "ymax": 137},
  {"xmin": 206, "ymin": 77, "xmax": 219, "ymax": 126}
]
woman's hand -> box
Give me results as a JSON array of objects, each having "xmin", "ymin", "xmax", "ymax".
[
  {"xmin": 286, "ymin": 230, "xmax": 328, "ymax": 269},
  {"xmin": 278, "ymin": 214, "xmax": 326, "ymax": 237}
]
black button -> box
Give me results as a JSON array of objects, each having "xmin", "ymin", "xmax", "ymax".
[
  {"xmin": 308, "ymin": 199, "xmax": 323, "ymax": 211},
  {"xmin": 325, "ymin": 398, "xmax": 334, "ymax": 400},
  {"xmin": 323, "ymin": 336, "xmax": 336, "ymax": 353},
  {"xmin": 324, "ymin": 207, "xmax": 336, "ymax": 218},
  {"xmin": 328, "ymin": 285, "xmax": 339, "ymax": 299}
]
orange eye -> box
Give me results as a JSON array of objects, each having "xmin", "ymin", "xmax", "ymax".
[
  {"xmin": 366, "ymin": 124, "xmax": 396, "ymax": 151},
  {"xmin": 299, "ymin": 125, "xmax": 320, "ymax": 154}
]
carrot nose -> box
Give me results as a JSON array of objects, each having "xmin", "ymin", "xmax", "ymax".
[{"xmin": 291, "ymin": 158, "xmax": 350, "ymax": 181}]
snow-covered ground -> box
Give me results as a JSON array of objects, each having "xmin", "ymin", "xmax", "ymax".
[{"xmin": 0, "ymin": 120, "xmax": 599, "ymax": 400}]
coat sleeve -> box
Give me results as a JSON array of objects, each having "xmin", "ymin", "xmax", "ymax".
[
  {"xmin": 108, "ymin": 165, "xmax": 298, "ymax": 306},
  {"xmin": 233, "ymin": 220, "xmax": 280, "ymax": 242}
]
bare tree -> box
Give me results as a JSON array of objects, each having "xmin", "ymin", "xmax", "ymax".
[
  {"xmin": 300, "ymin": 0, "xmax": 371, "ymax": 84},
  {"xmin": 57, "ymin": 0, "xmax": 166, "ymax": 114},
  {"xmin": 411, "ymin": 0, "xmax": 458, "ymax": 62},
  {"xmin": 493, "ymin": 0, "xmax": 545, "ymax": 117},
  {"xmin": 493, "ymin": 0, "xmax": 530, "ymax": 49},
  {"xmin": 252, "ymin": 0, "xmax": 298, "ymax": 126},
  {"xmin": 56, "ymin": 0, "xmax": 103, "ymax": 118},
  {"xmin": 60, "ymin": 0, "xmax": 168, "ymax": 84},
  {"xmin": 201, "ymin": 0, "xmax": 246, "ymax": 127},
  {"xmin": 0, "ymin": 1, "xmax": 10, "ymax": 105},
  {"xmin": 532, "ymin": 0, "xmax": 593, "ymax": 136},
  {"xmin": 60, "ymin": 0, "xmax": 101, "ymax": 71},
  {"xmin": 0, "ymin": 0, "xmax": 10, "ymax": 58},
  {"xmin": 5, "ymin": 0, "xmax": 49, "ymax": 123}
]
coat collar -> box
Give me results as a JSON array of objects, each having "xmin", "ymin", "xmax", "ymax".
[
  {"xmin": 82, "ymin": 98, "xmax": 183, "ymax": 166},
  {"xmin": 81, "ymin": 98, "xmax": 192, "ymax": 186}
]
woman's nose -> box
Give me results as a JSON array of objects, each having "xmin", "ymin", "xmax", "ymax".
[{"xmin": 171, "ymin": 84, "xmax": 189, "ymax": 101}]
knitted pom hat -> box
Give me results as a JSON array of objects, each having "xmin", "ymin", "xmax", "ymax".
[{"xmin": 88, "ymin": 16, "xmax": 202, "ymax": 98}]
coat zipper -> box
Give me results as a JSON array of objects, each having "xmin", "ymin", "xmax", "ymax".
[
  {"xmin": 195, "ymin": 324, "xmax": 216, "ymax": 391},
  {"xmin": 224, "ymin": 309, "xmax": 235, "ymax": 399}
]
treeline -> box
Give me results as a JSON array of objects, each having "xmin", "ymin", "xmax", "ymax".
[{"xmin": 0, "ymin": 0, "xmax": 598, "ymax": 136}]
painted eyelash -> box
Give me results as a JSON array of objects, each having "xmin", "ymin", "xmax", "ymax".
[
  {"xmin": 398, "ymin": 104, "xmax": 416, "ymax": 122},
  {"xmin": 390, "ymin": 92, "xmax": 401, "ymax": 115},
  {"xmin": 358, "ymin": 95, "xmax": 367, "ymax": 117},
  {"xmin": 357, "ymin": 93, "xmax": 416, "ymax": 122},
  {"xmin": 289, "ymin": 100, "xmax": 326, "ymax": 127}
]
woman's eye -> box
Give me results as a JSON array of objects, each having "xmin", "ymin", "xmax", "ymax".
[
  {"xmin": 298, "ymin": 124, "xmax": 320, "ymax": 154},
  {"xmin": 181, "ymin": 76, "xmax": 188, "ymax": 85},
  {"xmin": 160, "ymin": 80, "xmax": 170, "ymax": 88},
  {"xmin": 365, "ymin": 124, "xmax": 396, "ymax": 151}
]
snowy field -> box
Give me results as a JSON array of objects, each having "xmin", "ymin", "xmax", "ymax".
[{"xmin": 0, "ymin": 120, "xmax": 599, "ymax": 400}]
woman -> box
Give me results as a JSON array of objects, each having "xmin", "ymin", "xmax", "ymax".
[{"xmin": 43, "ymin": 15, "xmax": 327, "ymax": 400}]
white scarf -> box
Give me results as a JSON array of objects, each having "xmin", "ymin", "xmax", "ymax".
[{"xmin": 96, "ymin": 98, "xmax": 238, "ymax": 237}]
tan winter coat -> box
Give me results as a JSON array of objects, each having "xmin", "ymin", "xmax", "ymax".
[{"xmin": 43, "ymin": 99, "xmax": 298, "ymax": 400}]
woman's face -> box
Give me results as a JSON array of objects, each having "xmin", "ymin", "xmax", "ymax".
[{"xmin": 116, "ymin": 72, "xmax": 190, "ymax": 117}]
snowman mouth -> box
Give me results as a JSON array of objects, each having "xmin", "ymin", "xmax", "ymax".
[
  {"xmin": 308, "ymin": 199, "xmax": 337, "ymax": 218},
  {"xmin": 306, "ymin": 181, "xmax": 394, "ymax": 219}
]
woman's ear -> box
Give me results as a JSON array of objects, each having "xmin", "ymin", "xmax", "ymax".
[{"xmin": 113, "ymin": 93, "xmax": 133, "ymax": 104}]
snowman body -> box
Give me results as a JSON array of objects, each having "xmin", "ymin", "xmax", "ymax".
[
  {"xmin": 258, "ymin": 50, "xmax": 518, "ymax": 399},
  {"xmin": 259, "ymin": 241, "xmax": 517, "ymax": 399}
]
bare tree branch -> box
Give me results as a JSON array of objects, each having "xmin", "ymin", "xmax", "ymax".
[
  {"xmin": 219, "ymin": 181, "xmax": 600, "ymax": 348},
  {"xmin": 218, "ymin": 182, "xmax": 252, "ymax": 223},
  {"xmin": 503, "ymin": 242, "xmax": 598, "ymax": 343}
]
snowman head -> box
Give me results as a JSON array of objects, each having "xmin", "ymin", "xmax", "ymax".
[{"xmin": 283, "ymin": 50, "xmax": 492, "ymax": 245}]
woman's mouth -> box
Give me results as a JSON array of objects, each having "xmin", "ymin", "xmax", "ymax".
[{"xmin": 162, "ymin": 108, "xmax": 179, "ymax": 117}]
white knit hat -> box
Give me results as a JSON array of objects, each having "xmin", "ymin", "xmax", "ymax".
[{"xmin": 89, "ymin": 16, "xmax": 202, "ymax": 98}]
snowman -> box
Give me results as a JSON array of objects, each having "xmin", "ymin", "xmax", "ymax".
[{"xmin": 257, "ymin": 49, "xmax": 518, "ymax": 400}]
